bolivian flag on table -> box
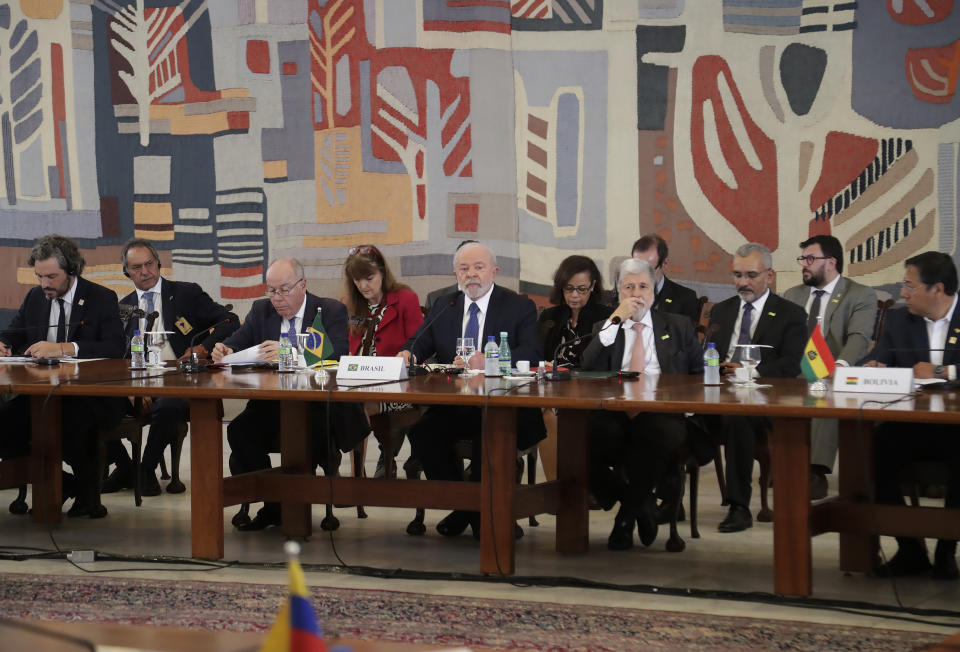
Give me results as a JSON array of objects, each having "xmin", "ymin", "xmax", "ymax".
[
  {"xmin": 304, "ymin": 309, "xmax": 334, "ymax": 367},
  {"xmin": 259, "ymin": 542, "xmax": 330, "ymax": 652},
  {"xmin": 800, "ymin": 323, "xmax": 835, "ymax": 382}
]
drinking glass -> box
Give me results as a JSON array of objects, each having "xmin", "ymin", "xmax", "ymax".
[
  {"xmin": 144, "ymin": 331, "xmax": 167, "ymax": 368},
  {"xmin": 738, "ymin": 344, "xmax": 761, "ymax": 387},
  {"xmin": 295, "ymin": 333, "xmax": 310, "ymax": 369},
  {"xmin": 456, "ymin": 337, "xmax": 476, "ymax": 374}
]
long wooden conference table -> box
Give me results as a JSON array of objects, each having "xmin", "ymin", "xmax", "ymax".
[{"xmin": 3, "ymin": 359, "xmax": 959, "ymax": 597}]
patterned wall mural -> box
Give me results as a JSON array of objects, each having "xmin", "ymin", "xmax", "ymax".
[{"xmin": 1, "ymin": 0, "xmax": 958, "ymax": 323}]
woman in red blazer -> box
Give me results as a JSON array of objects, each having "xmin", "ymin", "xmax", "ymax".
[
  {"xmin": 343, "ymin": 245, "xmax": 424, "ymax": 476},
  {"xmin": 344, "ymin": 245, "xmax": 423, "ymax": 357}
]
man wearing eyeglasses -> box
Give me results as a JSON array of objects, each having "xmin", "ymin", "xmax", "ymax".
[
  {"xmin": 103, "ymin": 238, "xmax": 239, "ymax": 497},
  {"xmin": 631, "ymin": 234, "xmax": 701, "ymax": 327},
  {"xmin": 783, "ymin": 235, "xmax": 876, "ymax": 500},
  {"xmin": 704, "ymin": 243, "xmax": 806, "ymax": 533},
  {"xmin": 212, "ymin": 258, "xmax": 368, "ymax": 531},
  {"xmin": 866, "ymin": 251, "xmax": 960, "ymax": 580}
]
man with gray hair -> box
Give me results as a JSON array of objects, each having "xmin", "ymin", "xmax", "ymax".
[
  {"xmin": 704, "ymin": 243, "xmax": 806, "ymax": 532},
  {"xmin": 399, "ymin": 242, "xmax": 545, "ymax": 540},
  {"xmin": 580, "ymin": 257, "xmax": 702, "ymax": 550}
]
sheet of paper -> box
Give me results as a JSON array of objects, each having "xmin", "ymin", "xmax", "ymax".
[{"xmin": 221, "ymin": 345, "xmax": 265, "ymax": 364}]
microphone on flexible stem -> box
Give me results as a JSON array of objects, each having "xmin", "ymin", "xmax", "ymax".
[
  {"xmin": 406, "ymin": 291, "xmax": 462, "ymax": 376},
  {"xmin": 545, "ymin": 318, "xmax": 621, "ymax": 381},
  {"xmin": 180, "ymin": 304, "xmax": 234, "ymax": 373},
  {"xmin": 118, "ymin": 304, "xmax": 147, "ymax": 320}
]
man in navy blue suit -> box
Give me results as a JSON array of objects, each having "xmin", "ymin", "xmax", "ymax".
[
  {"xmin": 399, "ymin": 242, "xmax": 545, "ymax": 539},
  {"xmin": 868, "ymin": 251, "xmax": 960, "ymax": 581},
  {"xmin": 0, "ymin": 234, "xmax": 126, "ymax": 518},
  {"xmin": 212, "ymin": 258, "xmax": 368, "ymax": 531},
  {"xmin": 103, "ymin": 238, "xmax": 238, "ymax": 496}
]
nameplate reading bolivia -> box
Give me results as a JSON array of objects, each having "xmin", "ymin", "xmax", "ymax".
[
  {"xmin": 336, "ymin": 355, "xmax": 408, "ymax": 381},
  {"xmin": 832, "ymin": 366, "xmax": 913, "ymax": 394}
]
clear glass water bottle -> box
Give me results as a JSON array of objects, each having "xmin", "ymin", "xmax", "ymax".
[
  {"xmin": 484, "ymin": 335, "xmax": 500, "ymax": 377},
  {"xmin": 498, "ymin": 331, "xmax": 511, "ymax": 376},
  {"xmin": 278, "ymin": 335, "xmax": 295, "ymax": 372},
  {"xmin": 704, "ymin": 341, "xmax": 721, "ymax": 385},
  {"xmin": 130, "ymin": 330, "xmax": 146, "ymax": 369}
]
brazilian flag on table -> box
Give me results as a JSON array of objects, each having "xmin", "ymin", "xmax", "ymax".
[
  {"xmin": 303, "ymin": 309, "xmax": 334, "ymax": 367},
  {"xmin": 800, "ymin": 323, "xmax": 836, "ymax": 382},
  {"xmin": 259, "ymin": 542, "xmax": 330, "ymax": 652}
]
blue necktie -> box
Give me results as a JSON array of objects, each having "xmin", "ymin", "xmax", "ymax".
[
  {"xmin": 732, "ymin": 302, "xmax": 753, "ymax": 363},
  {"xmin": 464, "ymin": 302, "xmax": 480, "ymax": 344},
  {"xmin": 143, "ymin": 291, "xmax": 155, "ymax": 315},
  {"xmin": 287, "ymin": 317, "xmax": 298, "ymax": 342}
]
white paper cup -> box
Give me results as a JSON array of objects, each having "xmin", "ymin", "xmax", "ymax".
[{"xmin": 516, "ymin": 360, "xmax": 530, "ymax": 373}]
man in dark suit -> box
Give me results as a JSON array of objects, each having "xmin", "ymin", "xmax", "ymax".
[
  {"xmin": 706, "ymin": 242, "xmax": 806, "ymax": 533},
  {"xmin": 581, "ymin": 257, "xmax": 702, "ymax": 550},
  {"xmin": 867, "ymin": 251, "xmax": 960, "ymax": 580},
  {"xmin": 212, "ymin": 257, "xmax": 368, "ymax": 531},
  {"xmin": 103, "ymin": 238, "xmax": 239, "ymax": 496},
  {"xmin": 399, "ymin": 242, "xmax": 545, "ymax": 539},
  {"xmin": 783, "ymin": 235, "xmax": 876, "ymax": 499},
  {"xmin": 0, "ymin": 234, "xmax": 126, "ymax": 518},
  {"xmin": 631, "ymin": 234, "xmax": 702, "ymax": 327}
]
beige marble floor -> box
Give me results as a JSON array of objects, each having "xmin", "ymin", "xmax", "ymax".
[{"xmin": 1, "ymin": 419, "xmax": 958, "ymax": 641}]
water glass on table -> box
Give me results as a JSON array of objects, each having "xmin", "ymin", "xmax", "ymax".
[{"xmin": 456, "ymin": 337, "xmax": 476, "ymax": 373}]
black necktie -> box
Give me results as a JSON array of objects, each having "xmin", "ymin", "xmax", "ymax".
[
  {"xmin": 56, "ymin": 298, "xmax": 66, "ymax": 343},
  {"xmin": 732, "ymin": 302, "xmax": 753, "ymax": 363},
  {"xmin": 807, "ymin": 290, "xmax": 825, "ymax": 335}
]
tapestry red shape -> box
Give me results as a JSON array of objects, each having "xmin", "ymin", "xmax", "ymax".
[
  {"xmin": 690, "ymin": 56, "xmax": 778, "ymax": 250},
  {"xmin": 888, "ymin": 0, "xmax": 954, "ymax": 25},
  {"xmin": 906, "ymin": 39, "xmax": 960, "ymax": 104},
  {"xmin": 454, "ymin": 203, "xmax": 479, "ymax": 232},
  {"xmin": 282, "ymin": 62, "xmax": 297, "ymax": 75},
  {"xmin": 808, "ymin": 132, "xmax": 878, "ymax": 212},
  {"xmin": 51, "ymin": 43, "xmax": 66, "ymax": 198},
  {"xmin": 246, "ymin": 40, "xmax": 270, "ymax": 74}
]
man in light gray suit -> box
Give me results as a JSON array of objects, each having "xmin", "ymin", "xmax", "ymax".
[{"xmin": 784, "ymin": 235, "xmax": 877, "ymax": 499}]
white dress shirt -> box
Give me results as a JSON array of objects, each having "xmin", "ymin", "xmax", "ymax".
[
  {"xmin": 47, "ymin": 277, "xmax": 79, "ymax": 356},
  {"xmin": 598, "ymin": 310, "xmax": 661, "ymax": 374},
  {"xmin": 724, "ymin": 289, "xmax": 770, "ymax": 363},
  {"xmin": 925, "ymin": 294, "xmax": 958, "ymax": 379},
  {"xmin": 460, "ymin": 284, "xmax": 494, "ymax": 344}
]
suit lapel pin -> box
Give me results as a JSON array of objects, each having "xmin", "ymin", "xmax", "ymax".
[
  {"xmin": 954, "ymin": 328, "xmax": 960, "ymax": 334},
  {"xmin": 831, "ymin": 298, "xmax": 839, "ymax": 303},
  {"xmin": 661, "ymin": 333, "xmax": 670, "ymax": 340},
  {"xmin": 665, "ymin": 298, "xmax": 673, "ymax": 303},
  {"xmin": 767, "ymin": 311, "xmax": 775, "ymax": 317},
  {"xmin": 950, "ymin": 336, "xmax": 958, "ymax": 345},
  {"xmin": 78, "ymin": 298, "xmax": 84, "ymax": 306}
]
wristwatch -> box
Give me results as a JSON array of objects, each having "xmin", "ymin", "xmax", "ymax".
[{"xmin": 934, "ymin": 364, "xmax": 944, "ymax": 377}]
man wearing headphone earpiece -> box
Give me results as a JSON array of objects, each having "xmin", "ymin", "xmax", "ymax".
[
  {"xmin": 0, "ymin": 234, "xmax": 126, "ymax": 519},
  {"xmin": 103, "ymin": 237, "xmax": 239, "ymax": 497}
]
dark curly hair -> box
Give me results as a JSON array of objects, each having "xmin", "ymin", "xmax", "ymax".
[
  {"xmin": 548, "ymin": 255, "xmax": 605, "ymax": 307},
  {"xmin": 28, "ymin": 234, "xmax": 85, "ymax": 276}
]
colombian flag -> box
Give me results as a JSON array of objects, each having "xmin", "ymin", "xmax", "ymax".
[
  {"xmin": 259, "ymin": 542, "xmax": 329, "ymax": 652},
  {"xmin": 800, "ymin": 323, "xmax": 835, "ymax": 382},
  {"xmin": 303, "ymin": 310, "xmax": 334, "ymax": 367}
]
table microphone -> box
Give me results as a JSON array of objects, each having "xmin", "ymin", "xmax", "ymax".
[
  {"xmin": 118, "ymin": 304, "xmax": 147, "ymax": 320},
  {"xmin": 406, "ymin": 291, "xmax": 461, "ymax": 376},
  {"xmin": 180, "ymin": 304, "xmax": 234, "ymax": 373}
]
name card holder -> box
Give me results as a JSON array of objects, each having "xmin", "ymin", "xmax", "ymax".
[
  {"xmin": 833, "ymin": 366, "xmax": 914, "ymax": 394},
  {"xmin": 336, "ymin": 355, "xmax": 408, "ymax": 381}
]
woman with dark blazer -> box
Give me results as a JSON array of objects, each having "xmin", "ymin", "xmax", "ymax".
[
  {"xmin": 536, "ymin": 255, "xmax": 612, "ymax": 479},
  {"xmin": 343, "ymin": 245, "xmax": 424, "ymax": 475}
]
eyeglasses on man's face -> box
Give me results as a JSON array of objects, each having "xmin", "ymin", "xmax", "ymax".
[
  {"xmin": 796, "ymin": 255, "xmax": 829, "ymax": 266},
  {"xmin": 563, "ymin": 284, "xmax": 593, "ymax": 295},
  {"xmin": 731, "ymin": 270, "xmax": 769, "ymax": 280},
  {"xmin": 265, "ymin": 278, "xmax": 304, "ymax": 297}
]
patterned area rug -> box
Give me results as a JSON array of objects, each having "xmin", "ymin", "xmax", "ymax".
[{"xmin": 0, "ymin": 572, "xmax": 943, "ymax": 651}]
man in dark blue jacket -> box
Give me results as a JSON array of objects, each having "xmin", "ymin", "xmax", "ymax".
[
  {"xmin": 868, "ymin": 251, "xmax": 960, "ymax": 581},
  {"xmin": 0, "ymin": 234, "xmax": 125, "ymax": 518},
  {"xmin": 103, "ymin": 238, "xmax": 238, "ymax": 496},
  {"xmin": 212, "ymin": 258, "xmax": 367, "ymax": 531},
  {"xmin": 399, "ymin": 242, "xmax": 545, "ymax": 539}
]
